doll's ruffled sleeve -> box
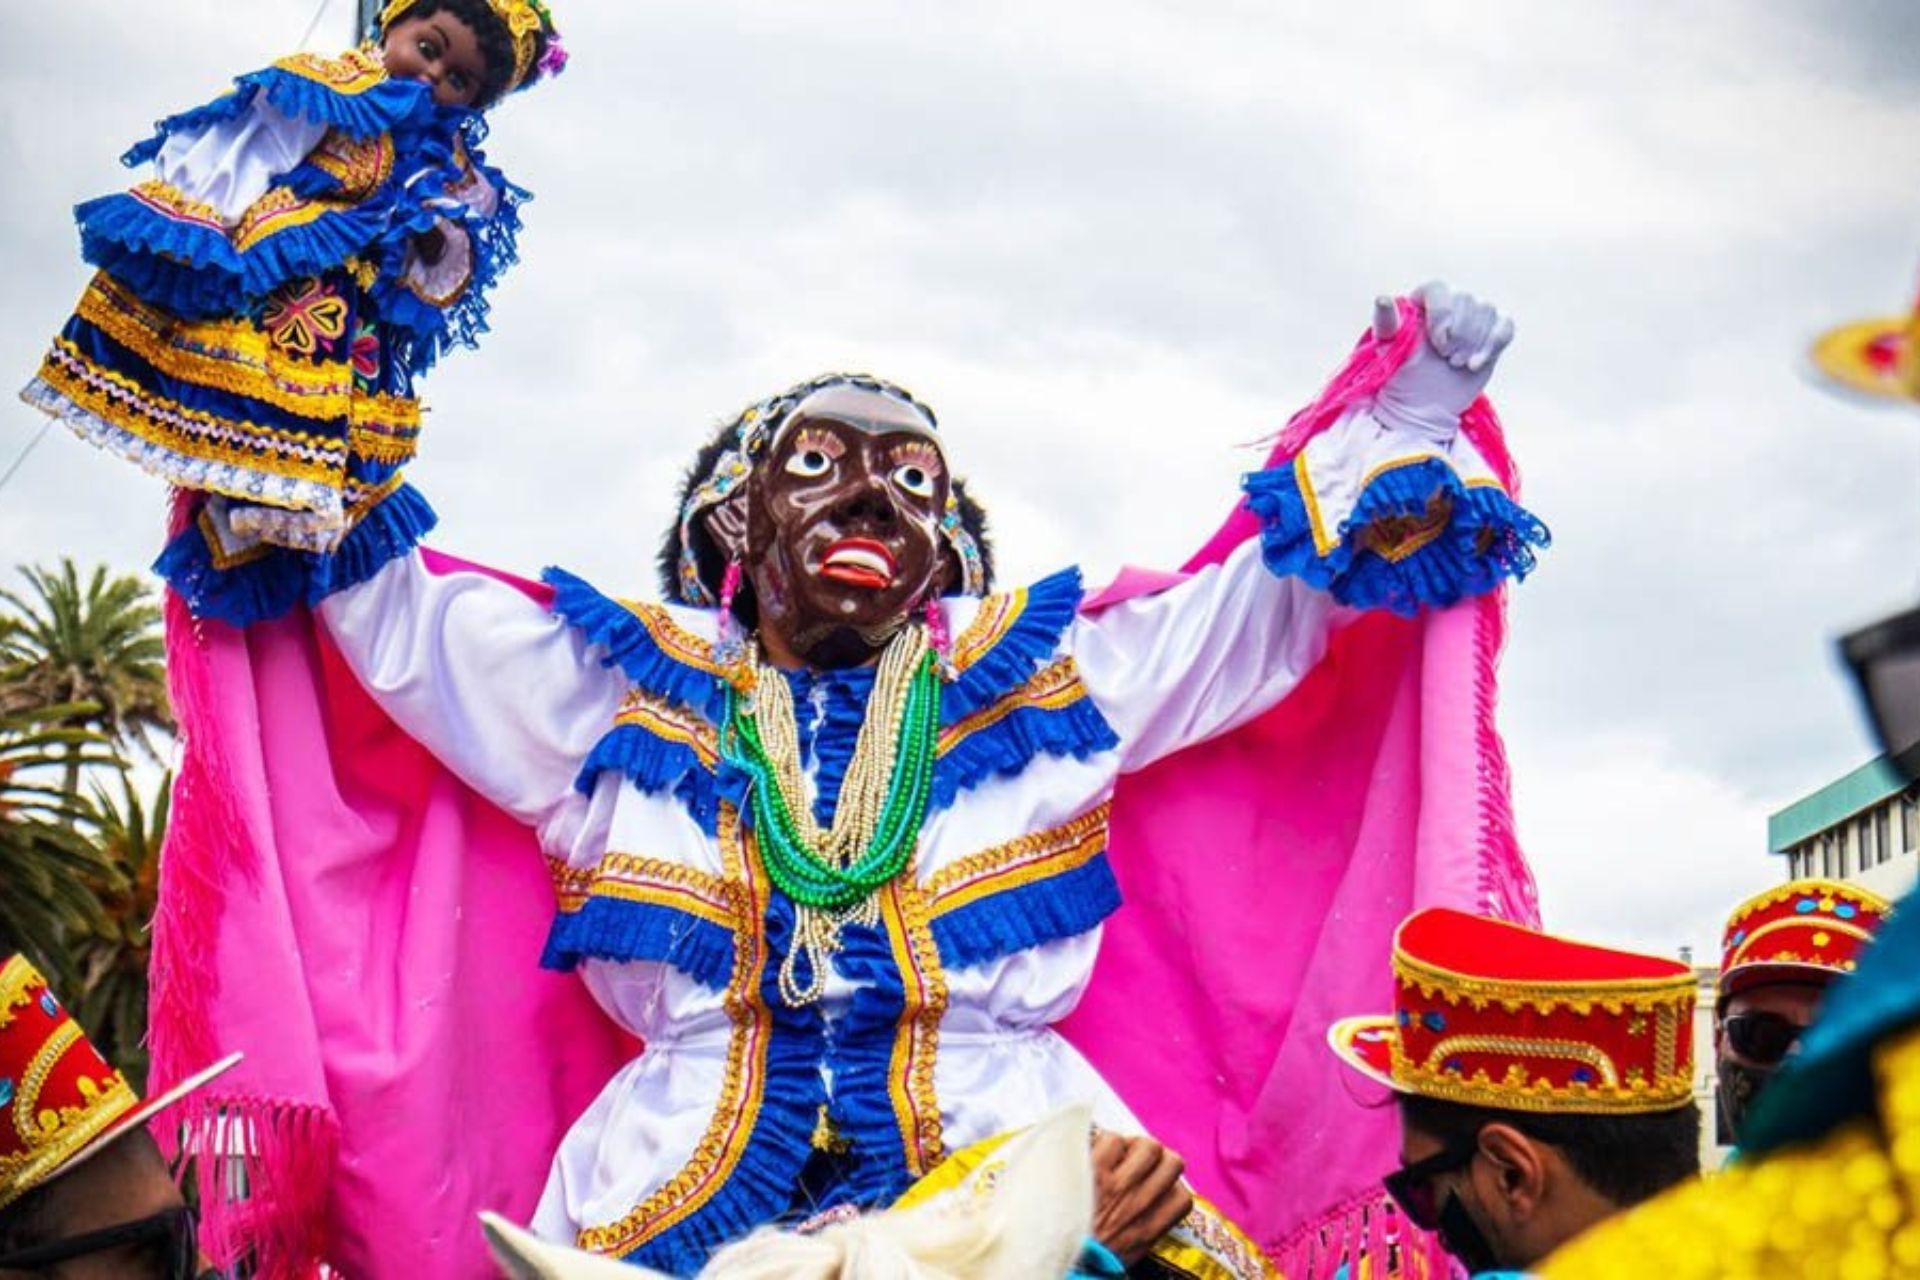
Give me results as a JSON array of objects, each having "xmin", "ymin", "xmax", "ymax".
[{"xmin": 75, "ymin": 49, "xmax": 436, "ymax": 318}]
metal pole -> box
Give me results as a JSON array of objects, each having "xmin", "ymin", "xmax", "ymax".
[{"xmin": 357, "ymin": 0, "xmax": 383, "ymax": 40}]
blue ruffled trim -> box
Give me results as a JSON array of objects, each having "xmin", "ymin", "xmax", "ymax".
[
  {"xmin": 120, "ymin": 87, "xmax": 258, "ymax": 168},
  {"xmin": 821, "ymin": 917, "xmax": 918, "ymax": 1210},
  {"xmin": 122, "ymin": 61, "xmax": 432, "ymax": 169},
  {"xmin": 154, "ymin": 484, "xmax": 436, "ymax": 627},
  {"xmin": 931, "ymin": 695, "xmax": 1119, "ymax": 811},
  {"xmin": 371, "ymin": 146, "xmax": 531, "ymax": 374},
  {"xmin": 630, "ymin": 893, "xmax": 827, "ymax": 1276},
  {"xmin": 943, "ymin": 567, "xmax": 1084, "ymax": 722},
  {"xmin": 1244, "ymin": 456, "xmax": 1550, "ymax": 617},
  {"xmin": 75, "ymin": 192, "xmax": 245, "ymax": 319},
  {"xmin": 543, "ymin": 568, "xmax": 728, "ymax": 721},
  {"xmin": 539, "ymin": 897, "xmax": 735, "ymax": 987},
  {"xmin": 574, "ymin": 724, "xmax": 722, "ymax": 835},
  {"xmin": 929, "ymin": 850, "xmax": 1122, "ymax": 971}
]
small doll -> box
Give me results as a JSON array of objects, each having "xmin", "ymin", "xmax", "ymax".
[{"xmin": 20, "ymin": 0, "xmax": 567, "ymax": 624}]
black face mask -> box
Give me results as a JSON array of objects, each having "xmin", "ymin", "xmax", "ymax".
[
  {"xmin": 1717, "ymin": 1058, "xmax": 1776, "ymax": 1143},
  {"xmin": 1435, "ymin": 1189, "xmax": 1505, "ymax": 1276}
]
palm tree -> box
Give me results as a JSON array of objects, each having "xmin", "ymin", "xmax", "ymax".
[
  {"xmin": 0, "ymin": 703, "xmax": 124, "ymax": 994},
  {"xmin": 70, "ymin": 772, "xmax": 169, "ymax": 1088},
  {"xmin": 0, "ymin": 561, "xmax": 173, "ymax": 802}
]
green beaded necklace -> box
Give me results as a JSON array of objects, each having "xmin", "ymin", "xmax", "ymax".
[{"xmin": 719, "ymin": 625, "xmax": 943, "ymax": 1003}]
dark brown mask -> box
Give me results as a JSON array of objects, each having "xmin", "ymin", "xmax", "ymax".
[{"xmin": 735, "ymin": 393, "xmax": 950, "ymax": 667}]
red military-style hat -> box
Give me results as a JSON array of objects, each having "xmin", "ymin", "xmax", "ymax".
[
  {"xmin": 1328, "ymin": 908, "xmax": 1698, "ymax": 1115},
  {"xmin": 1718, "ymin": 878, "xmax": 1891, "ymax": 1002},
  {"xmin": 0, "ymin": 955, "xmax": 239, "ymax": 1211}
]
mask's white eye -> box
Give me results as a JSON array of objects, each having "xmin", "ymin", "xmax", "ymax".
[
  {"xmin": 892, "ymin": 463, "xmax": 935, "ymax": 498},
  {"xmin": 785, "ymin": 448, "xmax": 833, "ymax": 478}
]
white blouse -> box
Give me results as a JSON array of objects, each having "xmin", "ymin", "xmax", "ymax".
[{"xmin": 314, "ymin": 404, "xmax": 1512, "ymax": 1269}]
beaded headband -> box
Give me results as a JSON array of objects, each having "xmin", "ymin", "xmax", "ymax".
[
  {"xmin": 675, "ymin": 373, "xmax": 988, "ymax": 608},
  {"xmin": 377, "ymin": 0, "xmax": 565, "ymax": 94}
]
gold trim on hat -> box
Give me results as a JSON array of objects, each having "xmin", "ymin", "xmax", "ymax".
[{"xmin": 1392, "ymin": 950, "xmax": 1698, "ymax": 1015}]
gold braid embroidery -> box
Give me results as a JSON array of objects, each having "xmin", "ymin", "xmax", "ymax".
[
  {"xmin": 881, "ymin": 873, "xmax": 947, "ymax": 1178},
  {"xmin": 925, "ymin": 804, "xmax": 1109, "ymax": 918},
  {"xmin": 949, "ymin": 588, "xmax": 1023, "ymax": 671},
  {"xmin": 611, "ymin": 691, "xmax": 720, "ymax": 770},
  {"xmin": 576, "ymin": 807, "xmax": 773, "ymax": 1259},
  {"xmin": 1393, "ymin": 951, "xmax": 1697, "ymax": 1015},
  {"xmin": 1152, "ymin": 1194, "xmax": 1279, "ymax": 1280},
  {"xmin": 935, "ymin": 657, "xmax": 1090, "ymax": 757},
  {"xmin": 75, "ymin": 276, "xmax": 358, "ymax": 422},
  {"xmin": 234, "ymin": 188, "xmax": 335, "ymax": 253},
  {"xmin": 16, "ymin": 1022, "xmax": 83, "ymax": 1144},
  {"xmin": 0, "ymin": 959, "xmax": 43, "ymax": 1031},
  {"xmin": 271, "ymin": 48, "xmax": 390, "ymax": 95},
  {"xmin": 620, "ymin": 600, "xmax": 727, "ymax": 678},
  {"xmin": 127, "ymin": 180, "xmax": 226, "ymax": 230},
  {"xmin": 1654, "ymin": 1003, "xmax": 1679, "ymax": 1084},
  {"xmin": 1388, "ymin": 1032, "xmax": 1692, "ymax": 1114},
  {"xmin": 39, "ymin": 339, "xmax": 349, "ymax": 486},
  {"xmin": 547, "ymin": 852, "xmax": 743, "ymax": 931},
  {"xmin": 306, "ymin": 130, "xmax": 395, "ymax": 201},
  {"xmin": 1728, "ymin": 916, "xmax": 1874, "ymax": 968}
]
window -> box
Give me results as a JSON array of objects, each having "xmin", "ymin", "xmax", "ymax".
[
  {"xmin": 1876, "ymin": 807, "xmax": 1892, "ymax": 866},
  {"xmin": 1904, "ymin": 792, "xmax": 1919, "ymax": 853},
  {"xmin": 1821, "ymin": 836, "xmax": 1834, "ymax": 877}
]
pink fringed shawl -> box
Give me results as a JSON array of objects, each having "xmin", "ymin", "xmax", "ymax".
[{"xmin": 147, "ymin": 304, "xmax": 1538, "ymax": 1278}]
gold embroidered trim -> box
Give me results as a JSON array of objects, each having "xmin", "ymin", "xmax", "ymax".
[
  {"xmin": 1393, "ymin": 950, "xmax": 1696, "ymax": 1015},
  {"xmin": 1727, "ymin": 916, "xmax": 1874, "ymax": 969},
  {"xmin": 127, "ymin": 179, "xmax": 227, "ymax": 230},
  {"xmin": 1151, "ymin": 1194, "xmax": 1278, "ymax": 1280},
  {"xmin": 16, "ymin": 1022, "xmax": 83, "ymax": 1145},
  {"xmin": 881, "ymin": 873, "xmax": 947, "ymax": 1178},
  {"xmin": 234, "ymin": 187, "xmax": 335, "ymax": 253},
  {"xmin": 577, "ymin": 807, "xmax": 773, "ymax": 1258},
  {"xmin": 949, "ymin": 588, "xmax": 1023, "ymax": 672},
  {"xmin": 0, "ymin": 1074, "xmax": 137, "ymax": 1211},
  {"xmin": 1654, "ymin": 1003, "xmax": 1679, "ymax": 1084},
  {"xmin": 611, "ymin": 690, "xmax": 720, "ymax": 769},
  {"xmin": 0, "ymin": 958, "xmax": 43, "ymax": 1031},
  {"xmin": 272, "ymin": 47, "xmax": 390, "ymax": 96},
  {"xmin": 1387, "ymin": 1032, "xmax": 1692, "ymax": 1114},
  {"xmin": 935, "ymin": 657, "xmax": 1090, "ymax": 757},
  {"xmin": 620, "ymin": 601, "xmax": 727, "ymax": 678},
  {"xmin": 925, "ymin": 804, "xmax": 1109, "ymax": 919},
  {"xmin": 1722, "ymin": 879, "xmax": 1890, "ymax": 935},
  {"xmin": 40, "ymin": 339, "xmax": 349, "ymax": 485},
  {"xmin": 548, "ymin": 853, "xmax": 743, "ymax": 932},
  {"xmin": 307, "ymin": 130, "xmax": 395, "ymax": 201},
  {"xmin": 75, "ymin": 276, "xmax": 358, "ymax": 422}
]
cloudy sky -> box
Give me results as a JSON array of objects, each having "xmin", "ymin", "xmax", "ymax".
[{"xmin": 5, "ymin": 1, "xmax": 1920, "ymax": 961}]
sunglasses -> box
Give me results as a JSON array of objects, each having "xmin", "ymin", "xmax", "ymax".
[
  {"xmin": 1382, "ymin": 1140, "xmax": 1478, "ymax": 1231},
  {"xmin": 0, "ymin": 1204, "xmax": 201, "ymax": 1279},
  {"xmin": 1723, "ymin": 1011, "xmax": 1806, "ymax": 1067}
]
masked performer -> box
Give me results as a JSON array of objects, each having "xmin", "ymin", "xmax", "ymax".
[{"xmin": 136, "ymin": 285, "xmax": 1545, "ymax": 1277}]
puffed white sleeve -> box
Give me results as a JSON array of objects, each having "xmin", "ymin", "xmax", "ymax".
[
  {"xmin": 153, "ymin": 95, "xmax": 327, "ymax": 225},
  {"xmin": 1072, "ymin": 392, "xmax": 1547, "ymax": 772},
  {"xmin": 315, "ymin": 552, "xmax": 626, "ymax": 847},
  {"xmin": 1070, "ymin": 539, "xmax": 1348, "ymax": 773}
]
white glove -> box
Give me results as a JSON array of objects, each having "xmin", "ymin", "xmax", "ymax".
[{"xmin": 1371, "ymin": 282, "xmax": 1515, "ymax": 441}]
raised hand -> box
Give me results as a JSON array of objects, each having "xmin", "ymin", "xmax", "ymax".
[{"xmin": 1373, "ymin": 281, "xmax": 1516, "ymax": 439}]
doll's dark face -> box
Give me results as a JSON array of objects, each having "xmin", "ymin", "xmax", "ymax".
[
  {"xmin": 382, "ymin": 13, "xmax": 489, "ymax": 107},
  {"xmin": 744, "ymin": 406, "xmax": 950, "ymax": 666}
]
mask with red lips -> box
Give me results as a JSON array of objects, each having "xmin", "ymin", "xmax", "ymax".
[{"xmin": 740, "ymin": 385, "xmax": 951, "ymax": 668}]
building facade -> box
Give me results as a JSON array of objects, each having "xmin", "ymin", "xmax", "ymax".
[{"xmin": 1768, "ymin": 754, "xmax": 1920, "ymax": 902}]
